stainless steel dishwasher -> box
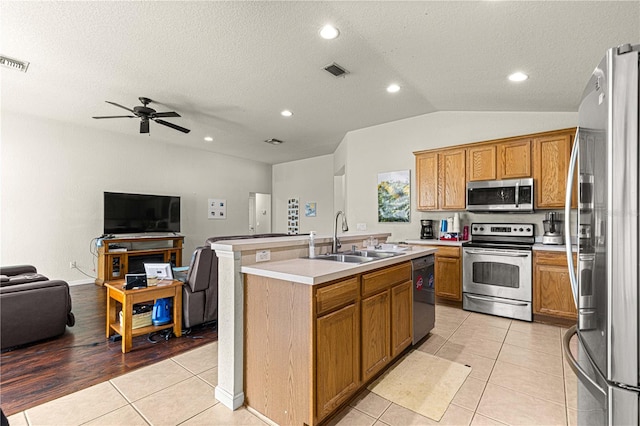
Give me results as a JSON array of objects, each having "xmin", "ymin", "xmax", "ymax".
[{"xmin": 412, "ymin": 254, "xmax": 435, "ymax": 344}]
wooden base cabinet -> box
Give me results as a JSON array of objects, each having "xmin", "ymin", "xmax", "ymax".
[
  {"xmin": 361, "ymin": 291, "xmax": 390, "ymax": 382},
  {"xmin": 533, "ymin": 251, "xmax": 577, "ymax": 320},
  {"xmin": 390, "ymin": 281, "xmax": 413, "ymax": 358},
  {"xmin": 434, "ymin": 247, "xmax": 462, "ymax": 301},
  {"xmin": 244, "ymin": 261, "xmax": 413, "ymax": 426},
  {"xmin": 317, "ymin": 303, "xmax": 360, "ymax": 420}
]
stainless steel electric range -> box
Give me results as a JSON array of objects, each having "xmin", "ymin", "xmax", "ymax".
[{"xmin": 462, "ymin": 222, "xmax": 535, "ymax": 322}]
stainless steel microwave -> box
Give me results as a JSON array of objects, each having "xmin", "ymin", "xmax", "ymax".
[{"xmin": 466, "ymin": 178, "xmax": 534, "ymax": 212}]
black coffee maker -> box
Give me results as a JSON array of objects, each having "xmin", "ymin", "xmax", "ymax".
[{"xmin": 420, "ymin": 219, "xmax": 434, "ymax": 239}]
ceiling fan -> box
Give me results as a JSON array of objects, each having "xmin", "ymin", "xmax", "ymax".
[{"xmin": 92, "ymin": 97, "xmax": 191, "ymax": 134}]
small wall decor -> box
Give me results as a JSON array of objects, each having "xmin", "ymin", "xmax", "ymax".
[
  {"xmin": 305, "ymin": 202, "xmax": 317, "ymax": 217},
  {"xmin": 287, "ymin": 198, "xmax": 299, "ymax": 234},
  {"xmin": 377, "ymin": 170, "xmax": 410, "ymax": 222},
  {"xmin": 208, "ymin": 198, "xmax": 227, "ymax": 219}
]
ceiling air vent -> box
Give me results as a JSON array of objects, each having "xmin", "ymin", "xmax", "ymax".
[
  {"xmin": 0, "ymin": 55, "xmax": 29, "ymax": 73},
  {"xmin": 323, "ymin": 62, "xmax": 349, "ymax": 77}
]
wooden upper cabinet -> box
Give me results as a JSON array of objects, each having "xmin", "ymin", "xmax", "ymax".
[
  {"xmin": 467, "ymin": 145, "xmax": 497, "ymax": 181},
  {"xmin": 533, "ymin": 131, "xmax": 576, "ymax": 209},
  {"xmin": 415, "ymin": 148, "xmax": 466, "ymax": 210},
  {"xmin": 416, "ymin": 152, "xmax": 438, "ymax": 210},
  {"xmin": 439, "ymin": 148, "xmax": 467, "ymax": 210},
  {"xmin": 497, "ymin": 139, "xmax": 532, "ymax": 179},
  {"xmin": 415, "ymin": 128, "xmax": 576, "ymax": 211}
]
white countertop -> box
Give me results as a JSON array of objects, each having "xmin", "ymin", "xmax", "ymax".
[
  {"xmin": 533, "ymin": 243, "xmax": 578, "ymax": 252},
  {"xmin": 405, "ymin": 239, "xmax": 468, "ymax": 247},
  {"xmin": 211, "ymin": 232, "xmax": 392, "ymax": 251},
  {"xmin": 241, "ymin": 246, "xmax": 438, "ymax": 285}
]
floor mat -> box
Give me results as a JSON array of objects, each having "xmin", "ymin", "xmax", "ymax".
[{"xmin": 367, "ymin": 350, "xmax": 471, "ymax": 421}]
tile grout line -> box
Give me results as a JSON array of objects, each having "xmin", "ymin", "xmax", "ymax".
[{"xmin": 461, "ymin": 314, "xmax": 510, "ymax": 424}]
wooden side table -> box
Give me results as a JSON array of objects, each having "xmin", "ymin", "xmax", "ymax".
[{"xmin": 105, "ymin": 280, "xmax": 184, "ymax": 353}]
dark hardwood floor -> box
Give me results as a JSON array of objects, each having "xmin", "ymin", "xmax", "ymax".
[{"xmin": 0, "ymin": 283, "xmax": 218, "ymax": 416}]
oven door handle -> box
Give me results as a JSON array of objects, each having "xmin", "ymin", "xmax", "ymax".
[
  {"xmin": 466, "ymin": 294, "xmax": 529, "ymax": 307},
  {"xmin": 464, "ymin": 249, "xmax": 529, "ymax": 258}
]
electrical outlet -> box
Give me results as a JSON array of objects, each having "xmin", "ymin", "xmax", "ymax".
[
  {"xmin": 357, "ymin": 223, "xmax": 367, "ymax": 231},
  {"xmin": 256, "ymin": 250, "xmax": 271, "ymax": 262},
  {"xmin": 69, "ymin": 261, "xmax": 77, "ymax": 269}
]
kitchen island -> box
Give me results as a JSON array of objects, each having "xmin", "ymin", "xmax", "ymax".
[{"xmin": 210, "ymin": 232, "xmax": 436, "ymax": 424}]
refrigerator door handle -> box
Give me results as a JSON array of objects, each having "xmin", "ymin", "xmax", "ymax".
[
  {"xmin": 562, "ymin": 326, "xmax": 606, "ymax": 397},
  {"xmin": 565, "ymin": 128, "xmax": 579, "ymax": 307}
]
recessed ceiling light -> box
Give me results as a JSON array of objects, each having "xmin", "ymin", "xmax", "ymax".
[
  {"xmin": 281, "ymin": 110, "xmax": 293, "ymax": 117},
  {"xmin": 508, "ymin": 72, "xmax": 529, "ymax": 82},
  {"xmin": 319, "ymin": 24, "xmax": 340, "ymax": 40},
  {"xmin": 204, "ymin": 136, "xmax": 213, "ymax": 142},
  {"xmin": 386, "ymin": 84, "xmax": 401, "ymax": 93},
  {"xmin": 264, "ymin": 138, "xmax": 284, "ymax": 145}
]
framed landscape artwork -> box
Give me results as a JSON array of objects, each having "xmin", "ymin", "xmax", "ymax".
[{"xmin": 377, "ymin": 170, "xmax": 410, "ymax": 222}]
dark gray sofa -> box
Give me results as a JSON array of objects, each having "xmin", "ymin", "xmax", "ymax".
[{"xmin": 1, "ymin": 265, "xmax": 75, "ymax": 350}]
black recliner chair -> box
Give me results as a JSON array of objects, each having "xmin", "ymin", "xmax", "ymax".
[
  {"xmin": 182, "ymin": 247, "xmax": 218, "ymax": 329},
  {"xmin": 182, "ymin": 234, "xmax": 292, "ymax": 329}
]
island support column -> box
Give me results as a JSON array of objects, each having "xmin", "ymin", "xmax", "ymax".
[{"xmin": 214, "ymin": 249, "xmax": 245, "ymax": 410}]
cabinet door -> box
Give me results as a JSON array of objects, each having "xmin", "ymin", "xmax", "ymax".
[
  {"xmin": 497, "ymin": 139, "xmax": 531, "ymax": 179},
  {"xmin": 316, "ymin": 303, "xmax": 360, "ymax": 420},
  {"xmin": 533, "ymin": 132, "xmax": 575, "ymax": 208},
  {"xmin": 391, "ymin": 281, "xmax": 413, "ymax": 358},
  {"xmin": 361, "ymin": 292, "xmax": 390, "ymax": 382},
  {"xmin": 467, "ymin": 145, "xmax": 496, "ymax": 181},
  {"xmin": 439, "ymin": 148, "xmax": 467, "ymax": 210},
  {"xmin": 416, "ymin": 152, "xmax": 439, "ymax": 210},
  {"xmin": 533, "ymin": 252, "xmax": 578, "ymax": 320},
  {"xmin": 435, "ymin": 255, "xmax": 461, "ymax": 301}
]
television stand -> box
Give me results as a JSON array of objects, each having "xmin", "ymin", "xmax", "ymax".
[{"xmin": 96, "ymin": 235, "xmax": 184, "ymax": 286}]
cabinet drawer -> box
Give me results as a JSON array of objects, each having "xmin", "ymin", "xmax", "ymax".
[
  {"xmin": 316, "ymin": 277, "xmax": 359, "ymax": 316},
  {"xmin": 434, "ymin": 246, "xmax": 460, "ymax": 258},
  {"xmin": 534, "ymin": 251, "xmax": 576, "ymax": 267},
  {"xmin": 362, "ymin": 262, "xmax": 411, "ymax": 297}
]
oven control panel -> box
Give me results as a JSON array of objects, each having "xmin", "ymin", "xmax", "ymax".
[{"xmin": 471, "ymin": 223, "xmax": 535, "ymax": 237}]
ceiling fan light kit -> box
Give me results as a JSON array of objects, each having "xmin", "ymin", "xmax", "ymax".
[{"xmin": 92, "ymin": 97, "xmax": 191, "ymax": 134}]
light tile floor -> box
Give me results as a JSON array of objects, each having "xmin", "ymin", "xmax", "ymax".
[{"xmin": 8, "ymin": 305, "xmax": 578, "ymax": 425}]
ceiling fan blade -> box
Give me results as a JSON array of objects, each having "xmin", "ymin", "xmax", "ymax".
[
  {"xmin": 105, "ymin": 101, "xmax": 136, "ymax": 113},
  {"xmin": 153, "ymin": 111, "xmax": 181, "ymax": 118},
  {"xmin": 154, "ymin": 119, "xmax": 191, "ymax": 134},
  {"xmin": 92, "ymin": 115, "xmax": 135, "ymax": 119},
  {"xmin": 140, "ymin": 119, "xmax": 150, "ymax": 134}
]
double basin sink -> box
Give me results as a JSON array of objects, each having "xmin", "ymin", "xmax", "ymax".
[{"xmin": 309, "ymin": 249, "xmax": 401, "ymax": 264}]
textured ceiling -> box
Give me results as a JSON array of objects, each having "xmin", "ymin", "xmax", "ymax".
[{"xmin": 1, "ymin": 1, "xmax": 638, "ymax": 164}]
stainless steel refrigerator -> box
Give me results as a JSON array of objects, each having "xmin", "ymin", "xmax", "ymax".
[{"xmin": 563, "ymin": 43, "xmax": 639, "ymax": 425}]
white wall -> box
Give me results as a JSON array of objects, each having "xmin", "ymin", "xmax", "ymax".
[
  {"xmin": 341, "ymin": 111, "xmax": 579, "ymax": 241},
  {"xmin": 1, "ymin": 113, "xmax": 272, "ymax": 283},
  {"xmin": 272, "ymin": 154, "xmax": 334, "ymax": 235}
]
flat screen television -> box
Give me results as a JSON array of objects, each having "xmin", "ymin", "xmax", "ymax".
[{"xmin": 104, "ymin": 192, "xmax": 180, "ymax": 235}]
